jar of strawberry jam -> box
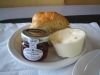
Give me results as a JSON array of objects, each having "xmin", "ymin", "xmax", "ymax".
[{"xmin": 21, "ymin": 29, "xmax": 49, "ymax": 61}]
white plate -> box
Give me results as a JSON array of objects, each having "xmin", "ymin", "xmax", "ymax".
[
  {"xmin": 73, "ymin": 49, "xmax": 100, "ymax": 75},
  {"xmin": 7, "ymin": 25, "xmax": 87, "ymax": 69}
]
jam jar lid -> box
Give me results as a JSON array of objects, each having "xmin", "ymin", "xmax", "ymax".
[{"xmin": 21, "ymin": 29, "xmax": 50, "ymax": 43}]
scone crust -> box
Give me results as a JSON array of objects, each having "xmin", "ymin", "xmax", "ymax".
[{"xmin": 30, "ymin": 11, "xmax": 70, "ymax": 33}]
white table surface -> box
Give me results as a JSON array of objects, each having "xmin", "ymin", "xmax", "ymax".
[{"xmin": 0, "ymin": 5, "xmax": 100, "ymax": 21}]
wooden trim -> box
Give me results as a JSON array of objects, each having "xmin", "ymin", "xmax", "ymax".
[
  {"xmin": 64, "ymin": 0, "xmax": 100, "ymax": 5},
  {"xmin": 0, "ymin": 0, "xmax": 64, "ymax": 8}
]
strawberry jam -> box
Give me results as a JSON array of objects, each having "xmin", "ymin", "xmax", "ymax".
[{"xmin": 21, "ymin": 29, "xmax": 49, "ymax": 61}]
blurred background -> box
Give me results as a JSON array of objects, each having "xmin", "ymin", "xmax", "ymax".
[{"xmin": 0, "ymin": 0, "xmax": 100, "ymax": 8}]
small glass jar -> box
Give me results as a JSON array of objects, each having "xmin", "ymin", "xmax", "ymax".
[{"xmin": 21, "ymin": 29, "xmax": 49, "ymax": 61}]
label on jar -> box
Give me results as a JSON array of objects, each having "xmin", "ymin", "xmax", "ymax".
[
  {"xmin": 28, "ymin": 38, "xmax": 39, "ymax": 48},
  {"xmin": 23, "ymin": 38, "xmax": 43, "ymax": 61},
  {"xmin": 23, "ymin": 48, "xmax": 43, "ymax": 61}
]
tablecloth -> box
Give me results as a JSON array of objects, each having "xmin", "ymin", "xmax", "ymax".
[{"xmin": 0, "ymin": 22, "xmax": 100, "ymax": 75}]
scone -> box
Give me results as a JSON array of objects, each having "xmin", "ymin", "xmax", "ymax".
[{"xmin": 30, "ymin": 11, "xmax": 70, "ymax": 34}]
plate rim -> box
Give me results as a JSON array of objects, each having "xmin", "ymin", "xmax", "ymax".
[
  {"xmin": 7, "ymin": 25, "xmax": 87, "ymax": 69},
  {"xmin": 72, "ymin": 49, "xmax": 100, "ymax": 75}
]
